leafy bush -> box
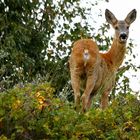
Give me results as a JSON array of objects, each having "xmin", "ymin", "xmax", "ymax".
[{"xmin": 0, "ymin": 83, "xmax": 140, "ymax": 139}]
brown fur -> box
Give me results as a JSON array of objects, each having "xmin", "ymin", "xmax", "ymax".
[{"xmin": 69, "ymin": 9, "xmax": 137, "ymax": 112}]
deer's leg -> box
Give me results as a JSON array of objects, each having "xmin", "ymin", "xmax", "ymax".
[
  {"xmin": 81, "ymin": 75, "xmax": 95, "ymax": 112},
  {"xmin": 87, "ymin": 93, "xmax": 94, "ymax": 109},
  {"xmin": 71, "ymin": 72, "xmax": 81, "ymax": 111},
  {"xmin": 100, "ymin": 91, "xmax": 110, "ymax": 109}
]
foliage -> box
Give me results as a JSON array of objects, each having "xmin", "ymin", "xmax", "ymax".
[
  {"xmin": 0, "ymin": 83, "xmax": 140, "ymax": 139},
  {"xmin": 0, "ymin": 0, "xmax": 100, "ymax": 93},
  {"xmin": 0, "ymin": 0, "xmax": 139, "ymax": 97}
]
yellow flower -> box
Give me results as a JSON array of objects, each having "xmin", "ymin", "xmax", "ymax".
[{"xmin": 12, "ymin": 100, "xmax": 21, "ymax": 109}]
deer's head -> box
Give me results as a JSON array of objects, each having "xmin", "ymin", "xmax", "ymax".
[{"xmin": 105, "ymin": 9, "xmax": 137, "ymax": 43}]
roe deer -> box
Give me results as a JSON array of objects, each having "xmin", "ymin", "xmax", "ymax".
[{"xmin": 69, "ymin": 9, "xmax": 137, "ymax": 112}]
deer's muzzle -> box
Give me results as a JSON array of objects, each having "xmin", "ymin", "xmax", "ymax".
[{"xmin": 119, "ymin": 33, "xmax": 128, "ymax": 42}]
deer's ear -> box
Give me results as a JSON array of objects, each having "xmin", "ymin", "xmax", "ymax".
[
  {"xmin": 125, "ymin": 9, "xmax": 137, "ymax": 25},
  {"xmin": 105, "ymin": 9, "xmax": 118, "ymax": 26}
]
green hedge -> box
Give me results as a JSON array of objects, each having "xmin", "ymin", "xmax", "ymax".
[{"xmin": 0, "ymin": 83, "xmax": 140, "ymax": 139}]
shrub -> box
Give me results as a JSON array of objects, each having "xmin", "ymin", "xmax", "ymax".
[{"xmin": 0, "ymin": 83, "xmax": 140, "ymax": 139}]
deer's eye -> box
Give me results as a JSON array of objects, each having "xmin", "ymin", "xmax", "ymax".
[
  {"xmin": 115, "ymin": 26, "xmax": 119, "ymax": 30},
  {"xmin": 126, "ymin": 26, "xmax": 129, "ymax": 29}
]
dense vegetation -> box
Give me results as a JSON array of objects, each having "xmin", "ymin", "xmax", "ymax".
[
  {"xmin": 0, "ymin": 0, "xmax": 140, "ymax": 139},
  {"xmin": 0, "ymin": 83, "xmax": 140, "ymax": 139}
]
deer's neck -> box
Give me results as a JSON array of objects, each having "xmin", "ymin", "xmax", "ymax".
[{"xmin": 104, "ymin": 38, "xmax": 126, "ymax": 70}]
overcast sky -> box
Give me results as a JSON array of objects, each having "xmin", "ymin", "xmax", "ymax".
[{"xmin": 82, "ymin": 0, "xmax": 140, "ymax": 91}]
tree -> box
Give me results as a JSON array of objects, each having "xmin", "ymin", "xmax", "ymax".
[
  {"xmin": 0, "ymin": 0, "xmax": 138, "ymax": 98},
  {"xmin": 0, "ymin": 0, "xmax": 101, "ymax": 91}
]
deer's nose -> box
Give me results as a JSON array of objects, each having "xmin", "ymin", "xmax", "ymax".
[{"xmin": 119, "ymin": 33, "xmax": 128, "ymax": 40}]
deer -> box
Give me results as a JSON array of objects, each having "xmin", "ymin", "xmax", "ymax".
[{"xmin": 69, "ymin": 9, "xmax": 137, "ymax": 112}]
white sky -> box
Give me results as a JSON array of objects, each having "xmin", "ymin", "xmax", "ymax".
[{"xmin": 82, "ymin": 0, "xmax": 140, "ymax": 92}]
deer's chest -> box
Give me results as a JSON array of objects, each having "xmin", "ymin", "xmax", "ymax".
[{"xmin": 94, "ymin": 61, "xmax": 116, "ymax": 92}]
